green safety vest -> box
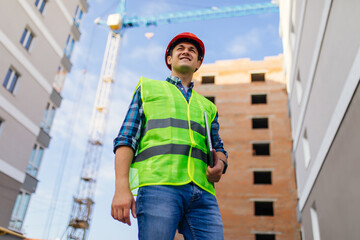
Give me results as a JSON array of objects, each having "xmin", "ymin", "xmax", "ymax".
[{"xmin": 129, "ymin": 77, "xmax": 218, "ymax": 196}]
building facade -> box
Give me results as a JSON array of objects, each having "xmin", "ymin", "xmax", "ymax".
[
  {"xmin": 193, "ymin": 55, "xmax": 300, "ymax": 240},
  {"xmin": 278, "ymin": 0, "xmax": 360, "ymax": 239},
  {"xmin": 0, "ymin": 0, "xmax": 88, "ymax": 238}
]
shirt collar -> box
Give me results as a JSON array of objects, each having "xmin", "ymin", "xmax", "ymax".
[{"xmin": 166, "ymin": 75, "xmax": 194, "ymax": 89}]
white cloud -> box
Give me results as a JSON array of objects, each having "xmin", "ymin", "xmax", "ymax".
[
  {"xmin": 97, "ymin": 157, "xmax": 115, "ymax": 183},
  {"xmin": 121, "ymin": 32, "xmax": 130, "ymax": 48},
  {"xmin": 128, "ymin": 42, "xmax": 163, "ymax": 67},
  {"xmin": 227, "ymin": 28, "xmax": 262, "ymax": 56},
  {"xmin": 229, "ymin": 44, "xmax": 247, "ymax": 56},
  {"xmin": 71, "ymin": 42, "xmax": 88, "ymax": 67},
  {"xmin": 50, "ymin": 69, "xmax": 99, "ymax": 146}
]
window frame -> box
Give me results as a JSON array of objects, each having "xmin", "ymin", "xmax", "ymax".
[
  {"xmin": 295, "ymin": 70, "xmax": 302, "ymax": 104},
  {"xmin": 251, "ymin": 72, "xmax": 266, "ymax": 82},
  {"xmin": 64, "ymin": 34, "xmax": 75, "ymax": 58},
  {"xmin": 20, "ymin": 27, "xmax": 35, "ymax": 51},
  {"xmin": 40, "ymin": 102, "xmax": 56, "ymax": 133},
  {"xmin": 255, "ymin": 233, "xmax": 276, "ymax": 240},
  {"xmin": 254, "ymin": 201, "xmax": 274, "ymax": 216},
  {"xmin": 252, "ymin": 117, "xmax": 269, "ymax": 129},
  {"xmin": 253, "ymin": 171, "xmax": 272, "ymax": 185},
  {"xmin": 252, "ymin": 142, "xmax": 270, "ymax": 156},
  {"xmin": 205, "ymin": 96, "xmax": 215, "ymax": 104},
  {"xmin": 0, "ymin": 117, "xmax": 4, "ymax": 137},
  {"xmin": 303, "ymin": 129, "xmax": 311, "ymax": 168},
  {"xmin": 35, "ymin": 0, "xmax": 47, "ymax": 14},
  {"xmin": 53, "ymin": 65, "xmax": 67, "ymax": 92},
  {"xmin": 73, "ymin": 5, "xmax": 84, "ymax": 27},
  {"xmin": 201, "ymin": 75, "xmax": 215, "ymax": 84},
  {"xmin": 3, "ymin": 67, "xmax": 20, "ymax": 94},
  {"xmin": 310, "ymin": 206, "xmax": 321, "ymax": 240},
  {"xmin": 26, "ymin": 143, "xmax": 44, "ymax": 177},
  {"xmin": 251, "ymin": 94, "xmax": 267, "ymax": 104},
  {"xmin": 9, "ymin": 189, "xmax": 31, "ymax": 231}
]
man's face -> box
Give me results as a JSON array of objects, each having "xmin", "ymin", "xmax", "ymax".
[{"xmin": 167, "ymin": 42, "xmax": 202, "ymax": 73}]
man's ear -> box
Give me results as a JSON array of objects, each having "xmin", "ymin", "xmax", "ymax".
[
  {"xmin": 167, "ymin": 55, "xmax": 172, "ymax": 66},
  {"xmin": 195, "ymin": 59, "xmax": 202, "ymax": 70}
]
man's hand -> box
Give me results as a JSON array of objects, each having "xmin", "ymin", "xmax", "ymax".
[
  {"xmin": 206, "ymin": 150, "xmax": 225, "ymax": 183},
  {"xmin": 111, "ymin": 146, "xmax": 136, "ymax": 226},
  {"xmin": 111, "ymin": 187, "xmax": 136, "ymax": 226}
]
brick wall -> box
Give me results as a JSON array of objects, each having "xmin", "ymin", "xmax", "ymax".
[{"xmin": 192, "ymin": 55, "xmax": 300, "ymax": 240}]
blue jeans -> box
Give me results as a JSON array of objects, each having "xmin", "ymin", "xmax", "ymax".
[{"xmin": 136, "ymin": 183, "xmax": 224, "ymax": 240}]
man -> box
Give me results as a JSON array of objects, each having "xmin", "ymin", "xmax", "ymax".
[{"xmin": 111, "ymin": 32, "xmax": 228, "ymax": 240}]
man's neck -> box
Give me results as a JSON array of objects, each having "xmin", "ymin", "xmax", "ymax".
[{"xmin": 171, "ymin": 72, "xmax": 193, "ymax": 87}]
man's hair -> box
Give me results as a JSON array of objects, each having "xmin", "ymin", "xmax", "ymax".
[{"xmin": 167, "ymin": 38, "xmax": 203, "ymax": 61}]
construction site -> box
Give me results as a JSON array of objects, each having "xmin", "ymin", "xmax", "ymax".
[{"xmin": 0, "ymin": 0, "xmax": 359, "ymax": 240}]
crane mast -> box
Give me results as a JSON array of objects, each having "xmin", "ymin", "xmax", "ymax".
[
  {"xmin": 65, "ymin": 32, "xmax": 121, "ymax": 240},
  {"xmin": 63, "ymin": 1, "xmax": 278, "ymax": 239}
]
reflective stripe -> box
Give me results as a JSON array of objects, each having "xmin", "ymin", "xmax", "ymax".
[
  {"xmin": 190, "ymin": 121, "xmax": 206, "ymax": 136},
  {"xmin": 145, "ymin": 118, "xmax": 205, "ymax": 136},
  {"xmin": 133, "ymin": 144, "xmax": 207, "ymax": 164},
  {"xmin": 191, "ymin": 148, "xmax": 208, "ymax": 163}
]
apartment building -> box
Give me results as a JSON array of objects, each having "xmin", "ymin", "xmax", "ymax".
[
  {"xmin": 193, "ymin": 55, "xmax": 300, "ymax": 240},
  {"xmin": 0, "ymin": 0, "xmax": 88, "ymax": 238},
  {"xmin": 278, "ymin": 0, "xmax": 360, "ymax": 239}
]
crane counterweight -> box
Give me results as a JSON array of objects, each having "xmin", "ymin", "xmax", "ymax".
[{"xmin": 107, "ymin": 13, "xmax": 123, "ymax": 30}]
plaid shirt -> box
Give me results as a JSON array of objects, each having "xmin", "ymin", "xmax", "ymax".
[{"xmin": 113, "ymin": 76, "xmax": 228, "ymax": 158}]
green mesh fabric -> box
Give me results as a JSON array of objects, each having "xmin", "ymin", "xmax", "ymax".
[{"xmin": 129, "ymin": 77, "xmax": 217, "ymax": 196}]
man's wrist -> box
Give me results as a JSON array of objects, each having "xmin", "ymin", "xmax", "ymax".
[
  {"xmin": 219, "ymin": 159, "xmax": 228, "ymax": 174},
  {"xmin": 115, "ymin": 177, "xmax": 130, "ymax": 187}
]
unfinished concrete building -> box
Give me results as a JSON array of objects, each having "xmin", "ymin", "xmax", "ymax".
[
  {"xmin": 0, "ymin": 0, "xmax": 88, "ymax": 238},
  {"xmin": 193, "ymin": 55, "xmax": 300, "ymax": 240}
]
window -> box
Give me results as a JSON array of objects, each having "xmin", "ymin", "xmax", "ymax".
[
  {"xmin": 40, "ymin": 102, "xmax": 56, "ymax": 133},
  {"xmin": 9, "ymin": 190, "xmax": 31, "ymax": 231},
  {"xmin": 301, "ymin": 226, "xmax": 305, "ymax": 240},
  {"xmin": 205, "ymin": 96, "xmax": 215, "ymax": 104},
  {"xmin": 254, "ymin": 171, "xmax": 272, "ymax": 184},
  {"xmin": 251, "ymin": 94, "xmax": 267, "ymax": 104},
  {"xmin": 303, "ymin": 129, "xmax": 311, "ymax": 167},
  {"xmin": 26, "ymin": 144, "xmax": 44, "ymax": 177},
  {"xmin": 3, "ymin": 68, "xmax": 20, "ymax": 94},
  {"xmin": 73, "ymin": 5, "xmax": 83, "ymax": 27},
  {"xmin": 251, "ymin": 73, "xmax": 265, "ymax": 82},
  {"xmin": 35, "ymin": 0, "xmax": 47, "ymax": 14},
  {"xmin": 296, "ymin": 71, "xmax": 302, "ymax": 104},
  {"xmin": 252, "ymin": 118, "xmax": 268, "ymax": 129},
  {"xmin": 255, "ymin": 234, "xmax": 275, "ymax": 240},
  {"xmin": 290, "ymin": 0, "xmax": 296, "ymax": 49},
  {"xmin": 20, "ymin": 27, "xmax": 34, "ymax": 51},
  {"xmin": 0, "ymin": 118, "xmax": 4, "ymax": 137},
  {"xmin": 254, "ymin": 201, "xmax": 274, "ymax": 216},
  {"xmin": 202, "ymin": 76, "xmax": 215, "ymax": 84},
  {"xmin": 310, "ymin": 207, "xmax": 321, "ymax": 240},
  {"xmin": 64, "ymin": 34, "xmax": 75, "ymax": 58},
  {"xmin": 53, "ymin": 65, "xmax": 67, "ymax": 92},
  {"xmin": 252, "ymin": 143, "xmax": 270, "ymax": 156}
]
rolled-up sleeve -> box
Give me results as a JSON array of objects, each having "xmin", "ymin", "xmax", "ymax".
[
  {"xmin": 211, "ymin": 112, "xmax": 228, "ymax": 158},
  {"xmin": 113, "ymin": 86, "xmax": 144, "ymax": 153}
]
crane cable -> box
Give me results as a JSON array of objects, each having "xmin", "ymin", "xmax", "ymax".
[{"xmin": 42, "ymin": 23, "xmax": 97, "ymax": 239}]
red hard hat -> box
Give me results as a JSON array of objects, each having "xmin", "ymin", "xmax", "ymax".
[{"xmin": 165, "ymin": 32, "xmax": 205, "ymax": 70}]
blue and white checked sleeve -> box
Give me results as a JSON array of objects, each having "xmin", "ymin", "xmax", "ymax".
[
  {"xmin": 113, "ymin": 86, "xmax": 143, "ymax": 153},
  {"xmin": 211, "ymin": 112, "xmax": 228, "ymax": 158}
]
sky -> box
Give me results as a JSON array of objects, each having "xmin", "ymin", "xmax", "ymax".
[{"xmin": 23, "ymin": 0, "xmax": 283, "ymax": 239}]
